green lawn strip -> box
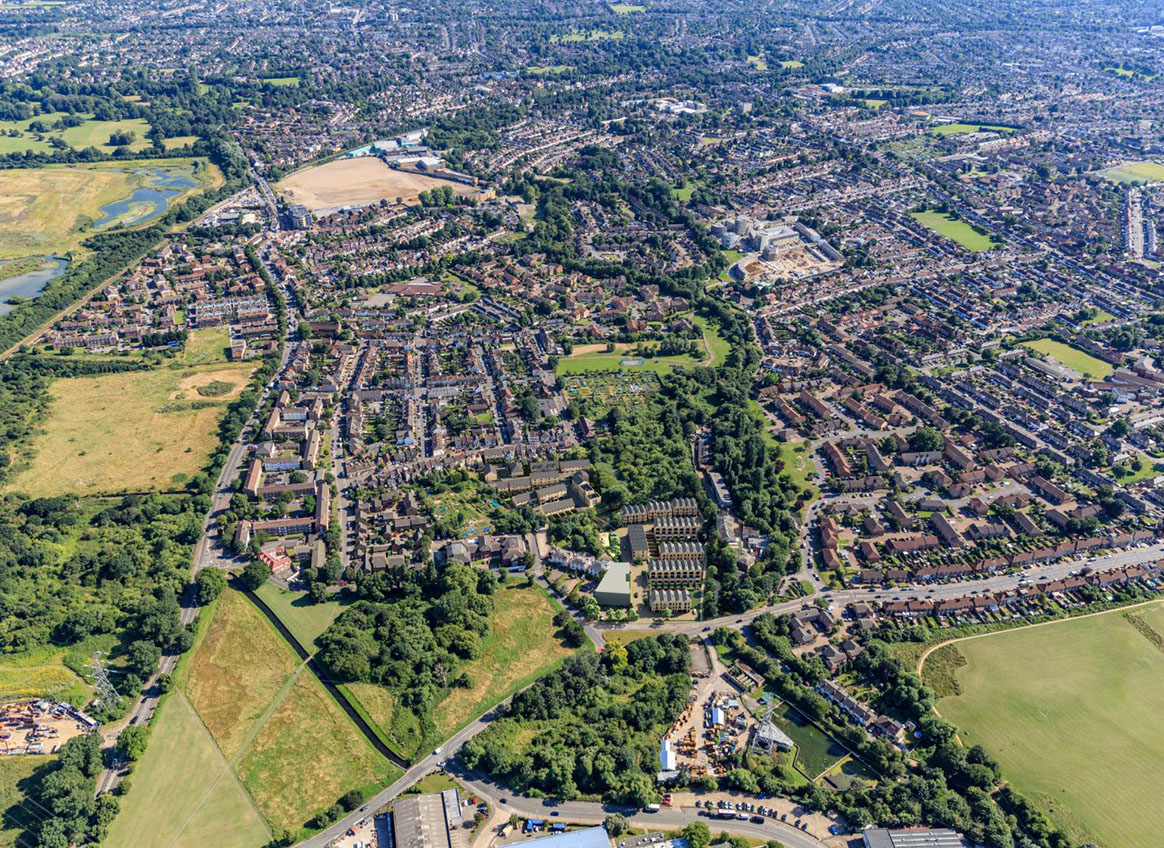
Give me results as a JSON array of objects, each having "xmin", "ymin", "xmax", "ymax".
[{"xmin": 254, "ymin": 581, "xmax": 349, "ymax": 649}]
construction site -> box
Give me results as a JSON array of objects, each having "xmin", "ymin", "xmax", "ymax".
[{"xmin": 0, "ymin": 700, "xmax": 96, "ymax": 755}]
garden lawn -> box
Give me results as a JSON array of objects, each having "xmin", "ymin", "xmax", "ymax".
[
  {"xmin": 772, "ymin": 701, "xmax": 848, "ymax": 779},
  {"xmin": 910, "ymin": 210, "xmax": 999, "ymax": 251},
  {"xmin": 237, "ymin": 671, "xmax": 399, "ymax": 837},
  {"xmin": 1020, "ymin": 338, "xmax": 1113, "ymax": 379},
  {"xmin": 8, "ymin": 358, "xmax": 256, "ymax": 496},
  {"xmin": 181, "ymin": 590, "xmax": 300, "ymax": 759},
  {"xmin": 254, "ymin": 581, "xmax": 349, "ymax": 650},
  {"xmin": 935, "ymin": 603, "xmax": 1164, "ymax": 848},
  {"xmin": 104, "ymin": 692, "xmax": 271, "ymax": 848}
]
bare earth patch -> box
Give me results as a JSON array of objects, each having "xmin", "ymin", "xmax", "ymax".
[{"xmin": 277, "ymin": 157, "xmax": 479, "ymax": 212}]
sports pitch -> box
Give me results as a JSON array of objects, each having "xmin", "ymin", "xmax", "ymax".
[
  {"xmin": 910, "ymin": 210, "xmax": 999, "ymax": 251},
  {"xmin": 932, "ymin": 603, "xmax": 1164, "ymax": 848},
  {"xmin": 1021, "ymin": 338, "xmax": 1113, "ymax": 380},
  {"xmin": 1099, "ymin": 161, "xmax": 1164, "ymax": 185}
]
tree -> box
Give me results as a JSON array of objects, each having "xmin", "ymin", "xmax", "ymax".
[
  {"xmin": 116, "ymin": 725, "xmax": 149, "ymax": 762},
  {"xmin": 240, "ymin": 560, "xmax": 269, "ymax": 591},
  {"xmin": 603, "ymin": 815, "xmax": 629, "ymax": 837},
  {"xmin": 908, "ymin": 427, "xmax": 943, "ymax": 452},
  {"xmin": 683, "ymin": 821, "xmax": 711, "ymax": 848},
  {"xmin": 195, "ymin": 569, "xmax": 227, "ymax": 605}
]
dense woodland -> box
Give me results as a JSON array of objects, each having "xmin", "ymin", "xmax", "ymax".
[
  {"xmin": 315, "ymin": 563, "xmax": 500, "ymax": 743},
  {"xmin": 459, "ymin": 634, "xmax": 691, "ymax": 805}
]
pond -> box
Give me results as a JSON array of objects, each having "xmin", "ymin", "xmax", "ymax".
[
  {"xmin": 0, "ymin": 256, "xmax": 68, "ymax": 316},
  {"xmin": 92, "ymin": 166, "xmax": 200, "ymax": 230}
]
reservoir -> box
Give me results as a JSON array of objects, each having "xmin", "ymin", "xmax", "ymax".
[{"xmin": 0, "ymin": 256, "xmax": 68, "ymax": 316}]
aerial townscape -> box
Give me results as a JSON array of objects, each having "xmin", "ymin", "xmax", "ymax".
[{"xmin": 0, "ymin": 1, "xmax": 1162, "ymax": 848}]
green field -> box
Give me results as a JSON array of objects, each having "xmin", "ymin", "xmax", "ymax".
[
  {"xmin": 747, "ymin": 54, "xmax": 768, "ymax": 71},
  {"xmin": 261, "ymin": 76, "xmax": 301, "ymax": 87},
  {"xmin": 931, "ymin": 122, "xmax": 1019, "ymax": 137},
  {"xmin": 0, "ymin": 754, "xmax": 53, "ymax": 848},
  {"xmin": 1021, "ymin": 338, "xmax": 1113, "ymax": 379},
  {"xmin": 526, "ymin": 65, "xmax": 572, "ymax": 75},
  {"xmin": 0, "ymin": 114, "xmax": 154, "ymax": 156},
  {"xmin": 8, "ymin": 342, "xmax": 256, "ymax": 496},
  {"xmin": 935, "ymin": 604, "xmax": 1164, "ymax": 848},
  {"xmin": 0, "ymin": 647, "xmax": 91, "ymax": 705},
  {"xmin": 551, "ymin": 29, "xmax": 624, "ymax": 42},
  {"xmin": 254, "ymin": 581, "xmax": 349, "ymax": 649},
  {"xmin": 1099, "ymin": 161, "xmax": 1164, "ymax": 184},
  {"xmin": 104, "ymin": 692, "xmax": 272, "ymax": 848},
  {"xmin": 182, "ymin": 590, "xmax": 300, "ymax": 759},
  {"xmin": 779, "ymin": 60, "xmax": 803, "ymax": 69},
  {"xmin": 609, "ymin": 3, "xmax": 645, "ymax": 11},
  {"xmin": 910, "ymin": 210, "xmax": 1000, "ymax": 252},
  {"xmin": 556, "ymin": 349, "xmax": 702, "ymax": 376}
]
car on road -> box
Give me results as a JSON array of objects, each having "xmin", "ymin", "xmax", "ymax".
[
  {"xmin": 433, "ymin": 747, "xmax": 442, "ymax": 756},
  {"xmin": 750, "ymin": 816, "xmax": 764, "ymax": 824}
]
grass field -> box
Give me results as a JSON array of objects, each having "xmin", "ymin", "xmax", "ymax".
[
  {"xmin": 779, "ymin": 60, "xmax": 803, "ymax": 69},
  {"xmin": 551, "ymin": 29, "xmax": 624, "ymax": 42},
  {"xmin": 1021, "ymin": 338, "xmax": 1113, "ymax": 379},
  {"xmin": 0, "ymin": 159, "xmax": 217, "ymax": 260},
  {"xmin": 556, "ymin": 349, "xmax": 701, "ymax": 376},
  {"xmin": 436, "ymin": 584, "xmax": 576, "ymax": 737},
  {"xmin": 778, "ymin": 439, "xmax": 817, "ymax": 494},
  {"xmin": 0, "ymin": 114, "xmax": 153, "ymax": 156},
  {"xmin": 254, "ymin": 581, "xmax": 349, "ymax": 650},
  {"xmin": 237, "ymin": 671, "xmax": 398, "ymax": 836},
  {"xmin": 182, "ymin": 590, "xmax": 300, "ymax": 759},
  {"xmin": 746, "ymin": 55, "xmax": 768, "ymax": 71},
  {"xmin": 772, "ymin": 701, "xmax": 848, "ymax": 778},
  {"xmin": 104, "ymin": 692, "xmax": 271, "ymax": 848},
  {"xmin": 0, "ymin": 648, "xmax": 91, "ymax": 705},
  {"xmin": 931, "ymin": 122, "xmax": 1018, "ymax": 137},
  {"xmin": 910, "ymin": 210, "xmax": 999, "ymax": 251},
  {"xmin": 261, "ymin": 76, "xmax": 301, "ymax": 87},
  {"xmin": 526, "ymin": 65, "xmax": 572, "ymax": 75},
  {"xmin": 0, "ymin": 754, "xmax": 52, "ymax": 848},
  {"xmin": 342, "ymin": 682, "xmax": 424, "ymax": 761},
  {"xmin": 935, "ymin": 604, "xmax": 1164, "ymax": 848},
  {"xmin": 609, "ymin": 3, "xmax": 644, "ymax": 12},
  {"xmin": 8, "ymin": 349, "xmax": 256, "ymax": 496},
  {"xmin": 1099, "ymin": 161, "xmax": 1164, "ymax": 184}
]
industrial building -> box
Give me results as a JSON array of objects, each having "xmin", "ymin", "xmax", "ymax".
[
  {"xmin": 861, "ymin": 828, "xmax": 970, "ymax": 848},
  {"xmin": 390, "ymin": 789, "xmax": 465, "ymax": 848}
]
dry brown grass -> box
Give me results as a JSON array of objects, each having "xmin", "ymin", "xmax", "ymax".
[
  {"xmin": 183, "ymin": 590, "xmax": 299, "ymax": 759},
  {"xmin": 277, "ymin": 157, "xmax": 478, "ymax": 212},
  {"xmin": 237, "ymin": 672, "xmax": 396, "ymax": 835},
  {"xmin": 8, "ymin": 359, "xmax": 255, "ymax": 496}
]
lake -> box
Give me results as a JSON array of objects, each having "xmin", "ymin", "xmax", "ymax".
[
  {"xmin": 92, "ymin": 166, "xmax": 200, "ymax": 230},
  {"xmin": 0, "ymin": 256, "xmax": 68, "ymax": 316}
]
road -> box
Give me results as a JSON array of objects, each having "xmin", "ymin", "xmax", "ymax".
[
  {"xmin": 96, "ymin": 239, "xmax": 299, "ymax": 795},
  {"xmin": 595, "ymin": 541, "xmax": 1164, "ymax": 638}
]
